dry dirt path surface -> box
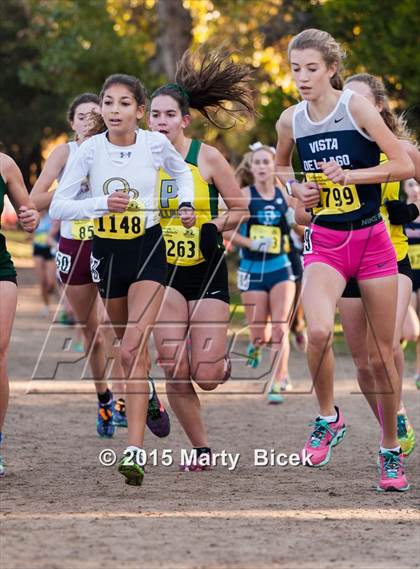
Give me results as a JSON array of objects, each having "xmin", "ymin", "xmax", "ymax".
[{"xmin": 1, "ymin": 269, "xmax": 419, "ymax": 569}]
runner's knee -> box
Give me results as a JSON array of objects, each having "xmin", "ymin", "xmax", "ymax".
[
  {"xmin": 307, "ymin": 325, "xmax": 333, "ymax": 350},
  {"xmin": 157, "ymin": 354, "xmax": 189, "ymax": 381},
  {"xmin": 193, "ymin": 362, "xmax": 225, "ymax": 390}
]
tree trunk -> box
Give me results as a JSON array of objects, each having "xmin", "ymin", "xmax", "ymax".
[{"xmin": 155, "ymin": 0, "xmax": 192, "ymax": 80}]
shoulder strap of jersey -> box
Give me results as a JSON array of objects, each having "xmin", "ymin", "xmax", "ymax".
[
  {"xmin": 185, "ymin": 139, "xmax": 201, "ymax": 166},
  {"xmin": 341, "ymin": 88, "xmax": 353, "ymax": 105},
  {"xmin": 249, "ymin": 185, "xmax": 259, "ymax": 199}
]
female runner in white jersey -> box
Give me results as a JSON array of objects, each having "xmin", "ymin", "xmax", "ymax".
[
  {"xmin": 50, "ymin": 74, "xmax": 195, "ymax": 486},
  {"xmin": 276, "ymin": 29, "xmax": 414, "ymax": 491},
  {"xmin": 149, "ymin": 49, "xmax": 253, "ymax": 469},
  {"xmin": 32, "ymin": 94, "xmax": 171, "ymax": 439},
  {"xmin": 0, "ymin": 154, "xmax": 39, "ymax": 475}
]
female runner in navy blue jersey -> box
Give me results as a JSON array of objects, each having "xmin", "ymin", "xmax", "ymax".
[
  {"xmin": 276, "ymin": 28, "xmax": 414, "ymax": 491},
  {"xmin": 227, "ymin": 144, "xmax": 297, "ymax": 404}
]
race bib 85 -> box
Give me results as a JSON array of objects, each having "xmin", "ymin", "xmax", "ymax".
[{"xmin": 71, "ymin": 220, "xmax": 95, "ymax": 241}]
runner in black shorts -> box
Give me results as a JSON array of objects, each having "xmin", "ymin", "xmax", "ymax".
[
  {"xmin": 50, "ymin": 73, "xmax": 195, "ymax": 486},
  {"xmin": 404, "ymin": 178, "xmax": 420, "ymax": 388},
  {"xmin": 32, "ymin": 212, "xmax": 58, "ymax": 317},
  {"xmin": 150, "ymin": 49, "xmax": 254, "ymax": 470},
  {"xmin": 337, "ymin": 74, "xmax": 420, "ymax": 458}
]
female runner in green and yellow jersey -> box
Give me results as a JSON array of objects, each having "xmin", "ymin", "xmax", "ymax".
[
  {"xmin": 150, "ymin": 49, "xmax": 254, "ymax": 469},
  {"xmin": 0, "ymin": 154, "xmax": 39, "ymax": 476}
]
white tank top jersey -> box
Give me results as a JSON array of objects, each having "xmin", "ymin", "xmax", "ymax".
[
  {"xmin": 50, "ymin": 129, "xmax": 194, "ymax": 231},
  {"xmin": 58, "ymin": 141, "xmax": 92, "ymax": 239}
]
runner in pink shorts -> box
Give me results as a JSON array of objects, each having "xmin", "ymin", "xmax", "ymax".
[
  {"xmin": 275, "ymin": 28, "xmax": 414, "ymax": 492},
  {"xmin": 304, "ymin": 221, "xmax": 397, "ymax": 281}
]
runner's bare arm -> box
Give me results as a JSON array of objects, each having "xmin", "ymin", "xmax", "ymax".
[
  {"xmin": 326, "ymin": 93, "xmax": 414, "ymax": 185},
  {"xmin": 31, "ymin": 144, "xmax": 70, "ymax": 211},
  {"xmin": 275, "ymin": 108, "xmax": 320, "ymax": 208},
  {"xmin": 201, "ymin": 144, "xmax": 249, "ymax": 232},
  {"xmin": 223, "ymin": 186, "xmax": 254, "ymax": 249},
  {"xmin": 401, "ymin": 140, "xmax": 420, "ymax": 183},
  {"xmin": 0, "ymin": 154, "xmax": 39, "ymax": 232},
  {"xmin": 275, "ymin": 107, "xmax": 297, "ymax": 185}
]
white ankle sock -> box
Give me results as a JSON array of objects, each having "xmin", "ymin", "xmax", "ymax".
[
  {"xmin": 380, "ymin": 446, "xmax": 400, "ymax": 454},
  {"xmin": 319, "ymin": 412, "xmax": 337, "ymax": 423},
  {"xmin": 125, "ymin": 445, "xmax": 142, "ymax": 453}
]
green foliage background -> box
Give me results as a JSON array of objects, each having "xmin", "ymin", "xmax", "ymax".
[{"xmin": 0, "ymin": 0, "xmax": 418, "ymax": 184}]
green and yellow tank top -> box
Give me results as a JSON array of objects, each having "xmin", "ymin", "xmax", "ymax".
[
  {"xmin": 158, "ymin": 139, "xmax": 219, "ymax": 266},
  {"xmin": 380, "ymin": 153, "xmax": 408, "ymax": 261}
]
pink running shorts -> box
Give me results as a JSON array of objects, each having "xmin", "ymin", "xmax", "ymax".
[{"xmin": 303, "ymin": 221, "xmax": 397, "ymax": 281}]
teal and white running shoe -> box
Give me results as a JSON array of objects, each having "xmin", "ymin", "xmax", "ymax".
[
  {"xmin": 268, "ymin": 384, "xmax": 284, "ymax": 404},
  {"xmin": 246, "ymin": 342, "xmax": 262, "ymax": 368}
]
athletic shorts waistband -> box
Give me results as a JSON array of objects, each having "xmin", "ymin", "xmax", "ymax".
[{"xmin": 313, "ymin": 211, "xmax": 382, "ymax": 231}]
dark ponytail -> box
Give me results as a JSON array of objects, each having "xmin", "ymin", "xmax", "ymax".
[{"xmin": 151, "ymin": 49, "xmax": 255, "ymax": 128}]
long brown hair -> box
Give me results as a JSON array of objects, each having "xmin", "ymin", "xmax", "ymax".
[
  {"xmin": 288, "ymin": 28, "xmax": 346, "ymax": 90},
  {"xmin": 151, "ymin": 49, "xmax": 255, "ymax": 127},
  {"xmin": 344, "ymin": 73, "xmax": 411, "ymax": 139}
]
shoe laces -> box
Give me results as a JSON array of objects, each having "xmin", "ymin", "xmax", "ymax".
[
  {"xmin": 397, "ymin": 414, "xmax": 408, "ymax": 438},
  {"xmin": 98, "ymin": 401, "xmax": 113, "ymax": 422},
  {"xmin": 381, "ymin": 451, "xmax": 401, "ymax": 479},
  {"xmin": 99, "ymin": 407, "xmax": 112, "ymax": 422},
  {"xmin": 308, "ymin": 419, "xmax": 334, "ymax": 448},
  {"xmin": 148, "ymin": 396, "xmax": 162, "ymax": 420}
]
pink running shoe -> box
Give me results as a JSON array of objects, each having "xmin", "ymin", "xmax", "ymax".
[
  {"xmin": 377, "ymin": 450, "xmax": 410, "ymax": 492},
  {"xmin": 301, "ymin": 406, "xmax": 346, "ymax": 467}
]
